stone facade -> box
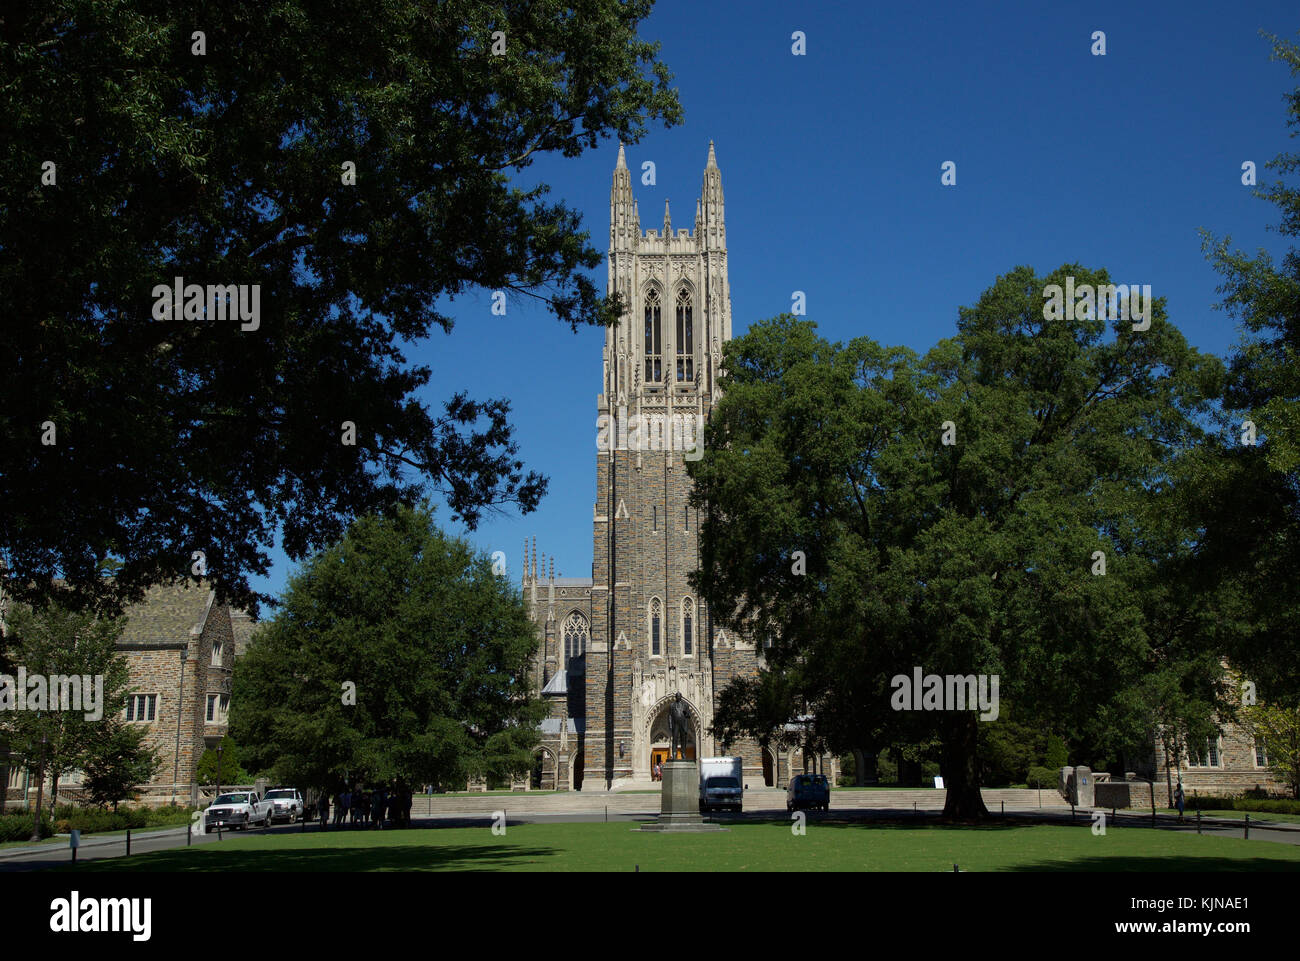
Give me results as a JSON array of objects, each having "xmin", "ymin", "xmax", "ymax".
[
  {"xmin": 524, "ymin": 145, "xmax": 836, "ymax": 791},
  {"xmin": 1152, "ymin": 718, "xmax": 1288, "ymax": 804},
  {"xmin": 4, "ymin": 581, "xmax": 244, "ymax": 808}
]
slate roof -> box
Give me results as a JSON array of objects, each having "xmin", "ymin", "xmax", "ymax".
[
  {"xmin": 116, "ymin": 581, "xmax": 214, "ymax": 646},
  {"xmin": 541, "ymin": 669, "xmax": 568, "ymax": 695}
]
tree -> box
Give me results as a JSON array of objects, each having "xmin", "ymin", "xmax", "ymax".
[
  {"xmin": 196, "ymin": 736, "xmax": 250, "ymax": 787},
  {"xmin": 1197, "ymin": 33, "xmax": 1300, "ymax": 701},
  {"xmin": 1243, "ymin": 702, "xmax": 1300, "ymax": 797},
  {"xmin": 691, "ymin": 268, "xmax": 1225, "ymax": 818},
  {"xmin": 80, "ymin": 724, "xmax": 160, "ymax": 811},
  {"xmin": 231, "ymin": 503, "xmax": 542, "ymax": 796},
  {"xmin": 0, "ymin": 0, "xmax": 683, "ymax": 617},
  {"xmin": 2, "ymin": 601, "xmax": 135, "ymax": 816}
]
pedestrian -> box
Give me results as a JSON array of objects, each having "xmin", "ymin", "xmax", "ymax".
[
  {"xmin": 317, "ymin": 791, "xmax": 329, "ymax": 829},
  {"xmin": 334, "ymin": 790, "xmax": 347, "ymax": 826},
  {"xmin": 403, "ymin": 789, "xmax": 413, "ymax": 829},
  {"xmin": 654, "ymin": 761, "xmax": 661, "ymax": 782},
  {"xmin": 1174, "ymin": 781, "xmax": 1185, "ymax": 821},
  {"xmin": 373, "ymin": 787, "xmax": 386, "ymax": 829}
]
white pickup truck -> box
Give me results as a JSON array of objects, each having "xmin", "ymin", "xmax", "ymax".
[{"xmin": 204, "ymin": 791, "xmax": 273, "ymax": 832}]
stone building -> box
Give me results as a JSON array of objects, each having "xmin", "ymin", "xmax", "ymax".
[
  {"xmin": 3, "ymin": 580, "xmax": 242, "ymax": 807},
  {"xmin": 523, "ymin": 144, "xmax": 836, "ymax": 792},
  {"xmin": 1151, "ymin": 718, "xmax": 1288, "ymax": 804}
]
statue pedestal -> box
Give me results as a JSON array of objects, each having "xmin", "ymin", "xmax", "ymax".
[{"xmin": 639, "ymin": 760, "xmax": 726, "ymax": 833}]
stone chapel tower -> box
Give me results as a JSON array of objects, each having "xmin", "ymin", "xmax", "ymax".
[
  {"xmin": 582, "ymin": 141, "xmax": 760, "ymax": 787},
  {"xmin": 523, "ymin": 144, "xmax": 766, "ymax": 792}
]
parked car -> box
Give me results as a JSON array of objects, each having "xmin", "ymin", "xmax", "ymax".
[
  {"xmin": 698, "ymin": 756, "xmax": 745, "ymax": 813},
  {"xmin": 204, "ymin": 791, "xmax": 273, "ymax": 832},
  {"xmin": 263, "ymin": 788, "xmax": 304, "ymax": 824},
  {"xmin": 787, "ymin": 773, "xmax": 830, "ymax": 812}
]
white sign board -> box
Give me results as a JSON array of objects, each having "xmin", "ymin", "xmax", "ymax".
[
  {"xmin": 933, "ymin": 776, "xmax": 945, "ymax": 790},
  {"xmin": 69, "ymin": 829, "xmax": 80, "ymax": 849}
]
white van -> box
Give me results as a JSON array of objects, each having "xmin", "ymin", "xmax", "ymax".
[{"xmin": 698, "ymin": 756, "xmax": 745, "ymax": 813}]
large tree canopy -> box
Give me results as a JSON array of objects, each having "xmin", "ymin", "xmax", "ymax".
[
  {"xmin": 231, "ymin": 503, "xmax": 542, "ymax": 793},
  {"xmin": 691, "ymin": 265, "xmax": 1228, "ymax": 817},
  {"xmin": 1195, "ymin": 33, "xmax": 1300, "ymax": 700},
  {"xmin": 0, "ymin": 0, "xmax": 681, "ymax": 616}
]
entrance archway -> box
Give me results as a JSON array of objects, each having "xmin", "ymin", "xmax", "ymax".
[
  {"xmin": 646, "ymin": 697, "xmax": 698, "ymax": 775},
  {"xmin": 762, "ymin": 747, "xmax": 774, "ymax": 787}
]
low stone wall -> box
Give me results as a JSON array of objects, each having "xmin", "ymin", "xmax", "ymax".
[{"xmin": 1095, "ymin": 780, "xmax": 1164, "ymax": 810}]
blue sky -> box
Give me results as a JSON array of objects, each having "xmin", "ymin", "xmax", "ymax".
[{"xmin": 252, "ymin": 0, "xmax": 1299, "ymax": 605}]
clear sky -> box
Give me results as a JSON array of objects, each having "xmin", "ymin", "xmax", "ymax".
[{"xmin": 251, "ymin": 0, "xmax": 1300, "ymax": 606}]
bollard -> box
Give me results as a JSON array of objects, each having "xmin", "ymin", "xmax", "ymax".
[
  {"xmin": 187, "ymin": 823, "xmax": 192, "ymax": 847},
  {"xmin": 1197, "ymin": 809, "xmax": 1201, "ymax": 835},
  {"xmin": 126, "ymin": 827, "xmax": 131, "ymax": 856},
  {"xmin": 1000, "ymin": 800, "xmax": 1004, "ymax": 816},
  {"xmin": 71, "ymin": 847, "xmax": 76, "ymax": 865},
  {"xmin": 1071, "ymin": 802, "xmax": 1075, "ymax": 821},
  {"xmin": 1244, "ymin": 814, "xmax": 1249, "ymax": 840},
  {"xmin": 605, "ymin": 805, "xmax": 608, "ymax": 823}
]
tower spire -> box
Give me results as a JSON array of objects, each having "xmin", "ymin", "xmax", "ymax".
[
  {"xmin": 663, "ymin": 198, "xmax": 671, "ymax": 235},
  {"xmin": 616, "ymin": 141, "xmax": 626, "ymax": 169},
  {"xmin": 706, "ymin": 139, "xmax": 717, "ymax": 169}
]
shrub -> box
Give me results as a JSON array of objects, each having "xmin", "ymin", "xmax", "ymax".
[
  {"xmin": 0, "ymin": 813, "xmax": 51, "ymax": 842},
  {"xmin": 1027, "ymin": 766, "xmax": 1058, "ymax": 789},
  {"xmin": 1184, "ymin": 794, "xmax": 1300, "ymax": 816}
]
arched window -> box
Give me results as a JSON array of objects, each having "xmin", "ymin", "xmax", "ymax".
[
  {"xmin": 682, "ymin": 597, "xmax": 694, "ymax": 656},
  {"xmin": 562, "ymin": 611, "xmax": 589, "ymax": 662},
  {"xmin": 644, "ymin": 289, "xmax": 662, "ymax": 383},
  {"xmin": 675, "ymin": 289, "xmax": 693, "ymax": 382},
  {"xmin": 649, "ymin": 597, "xmax": 662, "ymax": 656}
]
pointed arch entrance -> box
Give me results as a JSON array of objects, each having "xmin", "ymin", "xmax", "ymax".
[{"xmin": 646, "ymin": 695, "xmax": 699, "ymax": 776}]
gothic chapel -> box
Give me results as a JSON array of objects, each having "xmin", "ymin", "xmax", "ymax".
[{"xmin": 521, "ymin": 143, "xmax": 774, "ymax": 791}]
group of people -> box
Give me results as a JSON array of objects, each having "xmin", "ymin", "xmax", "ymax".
[{"xmin": 314, "ymin": 786, "xmax": 414, "ymax": 829}]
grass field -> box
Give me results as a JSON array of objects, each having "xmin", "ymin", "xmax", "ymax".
[{"xmin": 58, "ymin": 820, "xmax": 1300, "ymax": 872}]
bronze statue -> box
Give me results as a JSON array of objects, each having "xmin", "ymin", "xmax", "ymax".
[{"xmin": 668, "ymin": 693, "xmax": 690, "ymax": 760}]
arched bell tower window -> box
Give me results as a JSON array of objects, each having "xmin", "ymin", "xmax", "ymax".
[
  {"xmin": 675, "ymin": 288, "xmax": 693, "ymax": 382},
  {"xmin": 682, "ymin": 597, "xmax": 694, "ymax": 656},
  {"xmin": 644, "ymin": 289, "xmax": 662, "ymax": 383},
  {"xmin": 649, "ymin": 597, "xmax": 662, "ymax": 656},
  {"xmin": 562, "ymin": 611, "xmax": 589, "ymax": 662}
]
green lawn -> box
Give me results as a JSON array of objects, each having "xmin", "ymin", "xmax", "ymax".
[{"xmin": 59, "ymin": 820, "xmax": 1300, "ymax": 872}]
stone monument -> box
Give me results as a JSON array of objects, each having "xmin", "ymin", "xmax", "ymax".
[{"xmin": 640, "ymin": 694, "xmax": 725, "ymax": 832}]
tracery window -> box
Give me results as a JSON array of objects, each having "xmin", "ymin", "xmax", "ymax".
[
  {"xmin": 649, "ymin": 597, "xmax": 662, "ymax": 656},
  {"xmin": 675, "ymin": 289, "xmax": 693, "ymax": 382},
  {"xmin": 562, "ymin": 611, "xmax": 589, "ymax": 662},
  {"xmin": 682, "ymin": 597, "xmax": 694, "ymax": 656},
  {"xmin": 644, "ymin": 289, "xmax": 662, "ymax": 383}
]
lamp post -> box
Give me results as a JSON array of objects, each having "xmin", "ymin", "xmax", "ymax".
[{"xmin": 215, "ymin": 743, "xmax": 224, "ymax": 796}]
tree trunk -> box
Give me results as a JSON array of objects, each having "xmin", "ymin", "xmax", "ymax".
[
  {"xmin": 940, "ymin": 714, "xmax": 988, "ymax": 819},
  {"xmin": 852, "ymin": 748, "xmax": 867, "ymax": 786}
]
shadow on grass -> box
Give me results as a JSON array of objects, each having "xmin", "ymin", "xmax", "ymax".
[
  {"xmin": 60, "ymin": 842, "xmax": 561, "ymax": 873},
  {"xmin": 1012, "ymin": 855, "xmax": 1300, "ymax": 872}
]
